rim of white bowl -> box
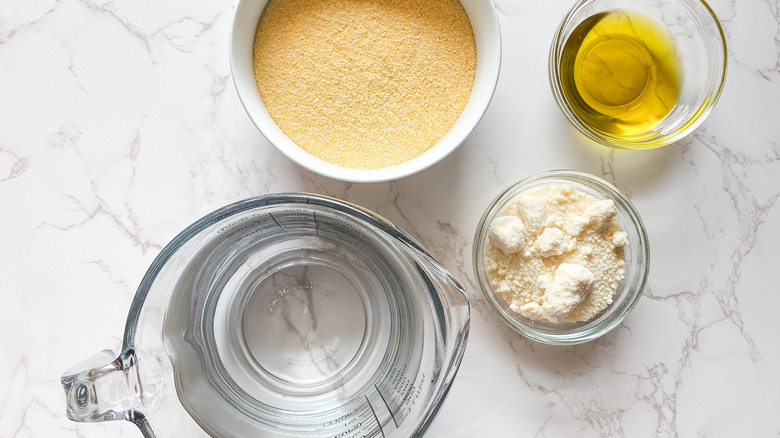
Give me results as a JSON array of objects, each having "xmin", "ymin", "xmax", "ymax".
[{"xmin": 229, "ymin": 0, "xmax": 502, "ymax": 183}]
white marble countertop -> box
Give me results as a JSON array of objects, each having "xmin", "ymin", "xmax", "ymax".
[{"xmin": 2, "ymin": 0, "xmax": 779, "ymax": 436}]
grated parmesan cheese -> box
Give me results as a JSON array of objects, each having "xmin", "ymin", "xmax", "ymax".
[
  {"xmin": 489, "ymin": 216, "xmax": 527, "ymax": 255},
  {"xmin": 486, "ymin": 184, "xmax": 628, "ymax": 324}
]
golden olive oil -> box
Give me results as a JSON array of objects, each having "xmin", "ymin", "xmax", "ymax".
[{"xmin": 559, "ymin": 10, "xmax": 682, "ymax": 137}]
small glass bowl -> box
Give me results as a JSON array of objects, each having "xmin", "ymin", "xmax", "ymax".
[
  {"xmin": 549, "ymin": 0, "xmax": 727, "ymax": 149},
  {"xmin": 473, "ymin": 170, "xmax": 650, "ymax": 345}
]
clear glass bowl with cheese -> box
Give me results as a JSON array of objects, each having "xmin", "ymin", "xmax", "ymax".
[{"xmin": 473, "ymin": 170, "xmax": 649, "ymax": 345}]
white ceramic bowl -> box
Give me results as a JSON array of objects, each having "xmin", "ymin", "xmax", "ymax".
[{"xmin": 230, "ymin": 0, "xmax": 501, "ymax": 182}]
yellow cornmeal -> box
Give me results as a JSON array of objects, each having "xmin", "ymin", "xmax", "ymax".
[{"xmin": 253, "ymin": 0, "xmax": 476, "ymax": 169}]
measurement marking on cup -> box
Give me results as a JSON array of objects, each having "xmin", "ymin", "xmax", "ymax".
[
  {"xmin": 325, "ymin": 401, "xmax": 383, "ymax": 438},
  {"xmin": 268, "ymin": 212, "xmax": 284, "ymax": 232},
  {"xmin": 375, "ymin": 384, "xmax": 395, "ymax": 428},
  {"xmin": 267, "ymin": 283, "xmax": 333, "ymax": 313},
  {"xmin": 366, "ymin": 395, "xmax": 385, "ymax": 437},
  {"xmin": 375, "ymin": 365, "xmax": 422, "ymax": 428},
  {"xmin": 375, "ymin": 383, "xmax": 411, "ymax": 429}
]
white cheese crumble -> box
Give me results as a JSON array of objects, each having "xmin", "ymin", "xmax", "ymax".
[
  {"xmin": 613, "ymin": 231, "xmax": 629, "ymax": 247},
  {"xmin": 485, "ymin": 184, "xmax": 628, "ymax": 324},
  {"xmin": 516, "ymin": 263, "xmax": 595, "ymax": 322},
  {"xmin": 534, "ymin": 227, "xmax": 571, "ymax": 258},
  {"xmin": 488, "ymin": 216, "xmax": 527, "ymax": 255},
  {"xmin": 583, "ymin": 199, "xmax": 617, "ymax": 230},
  {"xmin": 518, "ymin": 194, "xmax": 548, "ymax": 235}
]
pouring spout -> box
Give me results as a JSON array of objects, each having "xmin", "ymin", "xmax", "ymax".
[{"xmin": 61, "ymin": 349, "xmax": 156, "ymax": 437}]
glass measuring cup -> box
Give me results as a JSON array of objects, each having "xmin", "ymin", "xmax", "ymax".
[{"xmin": 61, "ymin": 194, "xmax": 470, "ymax": 437}]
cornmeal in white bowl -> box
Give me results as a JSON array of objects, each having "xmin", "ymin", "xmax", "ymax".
[{"xmin": 253, "ymin": 0, "xmax": 476, "ymax": 169}]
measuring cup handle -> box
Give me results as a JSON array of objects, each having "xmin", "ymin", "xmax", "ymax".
[{"xmin": 61, "ymin": 349, "xmax": 155, "ymax": 437}]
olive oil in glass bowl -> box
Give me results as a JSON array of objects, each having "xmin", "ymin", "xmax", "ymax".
[
  {"xmin": 549, "ymin": 0, "xmax": 727, "ymax": 149},
  {"xmin": 560, "ymin": 10, "xmax": 682, "ymax": 136}
]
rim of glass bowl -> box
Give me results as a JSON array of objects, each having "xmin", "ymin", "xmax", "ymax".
[
  {"xmin": 121, "ymin": 193, "xmax": 437, "ymax": 353},
  {"xmin": 472, "ymin": 170, "xmax": 650, "ymax": 345},
  {"xmin": 547, "ymin": 0, "xmax": 727, "ymax": 149}
]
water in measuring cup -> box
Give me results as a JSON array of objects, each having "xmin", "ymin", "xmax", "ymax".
[{"xmin": 162, "ymin": 204, "xmax": 442, "ymax": 437}]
